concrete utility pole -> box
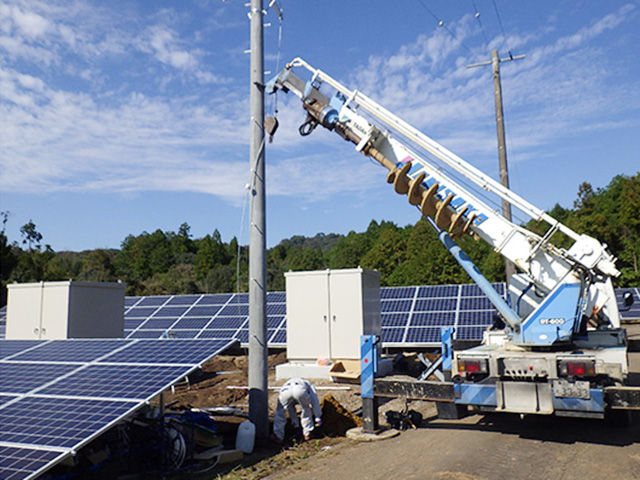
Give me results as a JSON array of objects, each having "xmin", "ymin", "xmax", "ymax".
[
  {"xmin": 248, "ymin": 0, "xmax": 269, "ymax": 438},
  {"xmin": 467, "ymin": 50, "xmax": 524, "ymax": 284}
]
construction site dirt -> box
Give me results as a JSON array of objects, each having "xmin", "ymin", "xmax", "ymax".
[{"xmin": 165, "ymin": 330, "xmax": 640, "ymax": 480}]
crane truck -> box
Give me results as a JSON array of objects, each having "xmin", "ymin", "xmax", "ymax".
[{"xmin": 266, "ymin": 58, "xmax": 639, "ymax": 420}]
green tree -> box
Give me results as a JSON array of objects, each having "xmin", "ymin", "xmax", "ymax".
[
  {"xmin": 195, "ymin": 229, "xmax": 229, "ymax": 280},
  {"xmin": 0, "ymin": 212, "xmax": 18, "ymax": 305},
  {"xmin": 20, "ymin": 220, "xmax": 42, "ymax": 252},
  {"xmin": 328, "ymin": 230, "xmax": 369, "ymax": 268},
  {"xmin": 361, "ymin": 226, "xmax": 406, "ymax": 285},
  {"xmin": 285, "ymin": 247, "xmax": 326, "ymax": 272}
]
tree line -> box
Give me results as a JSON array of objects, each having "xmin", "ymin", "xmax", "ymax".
[{"xmin": 1, "ymin": 174, "xmax": 638, "ymax": 304}]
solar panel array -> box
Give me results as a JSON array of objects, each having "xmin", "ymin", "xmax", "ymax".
[
  {"xmin": 120, "ymin": 284, "xmax": 505, "ymax": 347},
  {"xmin": 0, "ymin": 306, "xmax": 6, "ymax": 339},
  {"xmin": 0, "ymin": 338, "xmax": 237, "ymax": 480},
  {"xmin": 1, "ymin": 286, "xmax": 638, "ymax": 348},
  {"xmin": 379, "ymin": 283, "xmax": 505, "ymax": 347},
  {"xmin": 124, "ymin": 292, "xmax": 287, "ymax": 346}
]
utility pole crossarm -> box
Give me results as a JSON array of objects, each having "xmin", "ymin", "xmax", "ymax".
[{"xmin": 466, "ymin": 53, "xmax": 525, "ymax": 69}]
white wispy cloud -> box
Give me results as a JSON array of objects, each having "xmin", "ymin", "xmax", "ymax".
[
  {"xmin": 0, "ymin": 0, "xmax": 247, "ymax": 200},
  {"xmin": 1, "ymin": 0, "xmax": 638, "ymax": 211},
  {"xmin": 341, "ymin": 3, "xmax": 640, "ymax": 166}
]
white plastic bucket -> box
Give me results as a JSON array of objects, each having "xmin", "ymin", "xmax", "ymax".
[{"xmin": 235, "ymin": 420, "xmax": 256, "ymax": 454}]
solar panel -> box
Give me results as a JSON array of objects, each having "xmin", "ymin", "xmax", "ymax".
[
  {"xmin": 410, "ymin": 311, "xmax": 456, "ymax": 326},
  {"xmin": 184, "ymin": 305, "xmax": 223, "ymax": 316},
  {"xmin": 0, "ymin": 340, "xmax": 44, "ymax": 360},
  {"xmin": 381, "ymin": 282, "xmax": 507, "ymax": 347},
  {"xmin": 127, "ymin": 329, "xmax": 166, "ymax": 339},
  {"xmin": 380, "ymin": 327, "xmax": 406, "ymax": 343},
  {"xmin": 381, "ymin": 312, "xmax": 410, "ymax": 326},
  {"xmin": 137, "ymin": 296, "xmax": 171, "ymax": 306},
  {"xmin": 0, "ymin": 395, "xmax": 19, "ymax": 408},
  {"xmin": 0, "ymin": 338, "xmax": 237, "ymax": 480},
  {"xmin": 0, "ymin": 307, "xmax": 6, "ymax": 340},
  {"xmin": 0, "ymin": 363, "xmax": 80, "ymax": 394},
  {"xmin": 416, "ymin": 284, "xmax": 458, "ymax": 298},
  {"xmin": 0, "ymin": 446, "xmax": 67, "ymax": 480},
  {"xmin": 167, "ymin": 295, "xmax": 202, "ymax": 305},
  {"xmin": 270, "ymin": 329, "xmax": 286, "ymax": 344},
  {"xmin": 39, "ymin": 364, "xmax": 190, "ymax": 399},
  {"xmin": 617, "ymin": 287, "xmax": 640, "ymax": 320},
  {"xmin": 172, "ymin": 317, "xmax": 210, "ymax": 329},
  {"xmin": 404, "ymin": 327, "xmax": 441, "ymax": 344},
  {"xmin": 195, "ymin": 293, "xmax": 234, "ymax": 304},
  {"xmin": 123, "ymin": 292, "xmax": 287, "ymax": 347},
  {"xmin": 381, "ymin": 299, "xmax": 413, "ymax": 313},
  {"xmin": 165, "ymin": 330, "xmax": 200, "ymax": 339},
  {"xmin": 0, "ymin": 396, "xmax": 140, "ymax": 448},
  {"xmin": 414, "ymin": 298, "xmax": 457, "ymax": 311},
  {"xmin": 381, "ymin": 286, "xmax": 417, "ymax": 299},
  {"xmin": 100, "ymin": 339, "xmax": 232, "ymax": 365}
]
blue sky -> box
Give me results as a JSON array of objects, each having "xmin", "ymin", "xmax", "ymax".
[{"xmin": 1, "ymin": 0, "xmax": 639, "ymax": 252}]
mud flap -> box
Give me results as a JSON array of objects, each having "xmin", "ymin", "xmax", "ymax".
[{"xmin": 496, "ymin": 381, "xmax": 553, "ymax": 414}]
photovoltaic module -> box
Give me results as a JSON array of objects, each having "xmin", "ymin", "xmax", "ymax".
[{"xmin": 0, "ymin": 338, "xmax": 237, "ymax": 480}]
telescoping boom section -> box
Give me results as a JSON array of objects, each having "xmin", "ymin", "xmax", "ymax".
[{"xmin": 268, "ymin": 58, "xmax": 638, "ymax": 418}]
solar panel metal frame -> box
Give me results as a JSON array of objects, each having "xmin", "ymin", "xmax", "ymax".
[{"xmin": 0, "ymin": 338, "xmax": 237, "ymax": 480}]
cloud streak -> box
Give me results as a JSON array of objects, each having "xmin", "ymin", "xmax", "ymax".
[{"xmin": 1, "ymin": 0, "xmax": 638, "ymax": 213}]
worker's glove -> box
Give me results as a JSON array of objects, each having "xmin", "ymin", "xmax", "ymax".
[{"xmin": 315, "ymin": 417, "xmax": 322, "ymax": 427}]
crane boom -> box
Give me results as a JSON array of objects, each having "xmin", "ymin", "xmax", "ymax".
[{"xmin": 267, "ymin": 58, "xmax": 621, "ymax": 332}]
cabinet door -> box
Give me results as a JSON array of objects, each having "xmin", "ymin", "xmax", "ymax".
[
  {"xmin": 328, "ymin": 272, "xmax": 363, "ymax": 359},
  {"xmin": 41, "ymin": 288, "xmax": 70, "ymax": 339},
  {"xmin": 6, "ymin": 287, "xmax": 42, "ymax": 339},
  {"xmin": 286, "ymin": 273, "xmax": 331, "ymax": 360}
]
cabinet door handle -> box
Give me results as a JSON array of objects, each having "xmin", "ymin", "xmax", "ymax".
[
  {"xmin": 332, "ymin": 315, "xmax": 336, "ymax": 322},
  {"xmin": 323, "ymin": 315, "xmax": 327, "ymax": 322}
]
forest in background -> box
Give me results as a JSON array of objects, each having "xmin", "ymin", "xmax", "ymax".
[{"xmin": 1, "ymin": 173, "xmax": 638, "ymax": 305}]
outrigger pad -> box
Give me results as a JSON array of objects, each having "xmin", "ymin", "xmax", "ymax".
[{"xmin": 436, "ymin": 402, "xmax": 469, "ymax": 420}]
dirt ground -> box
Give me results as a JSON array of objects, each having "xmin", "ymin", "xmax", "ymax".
[{"xmin": 163, "ymin": 327, "xmax": 640, "ymax": 480}]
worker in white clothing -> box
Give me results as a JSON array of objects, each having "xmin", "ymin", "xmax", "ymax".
[{"xmin": 272, "ymin": 378, "xmax": 322, "ymax": 442}]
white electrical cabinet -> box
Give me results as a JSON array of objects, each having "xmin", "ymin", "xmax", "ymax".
[
  {"xmin": 285, "ymin": 268, "xmax": 381, "ymax": 361},
  {"xmin": 6, "ymin": 281, "xmax": 125, "ymax": 339}
]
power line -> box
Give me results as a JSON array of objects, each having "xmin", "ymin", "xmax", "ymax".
[
  {"xmin": 491, "ymin": 0, "xmax": 512, "ymax": 54},
  {"xmin": 414, "ymin": 0, "xmax": 474, "ymax": 56},
  {"xmin": 470, "ymin": 0, "xmax": 489, "ymax": 49}
]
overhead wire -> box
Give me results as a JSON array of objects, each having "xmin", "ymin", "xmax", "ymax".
[
  {"xmin": 414, "ymin": 0, "xmax": 475, "ymax": 56},
  {"xmin": 470, "ymin": 0, "xmax": 490, "ymax": 50},
  {"xmin": 491, "ymin": 0, "xmax": 513, "ymax": 54}
]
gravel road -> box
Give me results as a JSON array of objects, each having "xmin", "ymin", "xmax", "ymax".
[{"xmin": 265, "ymin": 340, "xmax": 640, "ymax": 480}]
